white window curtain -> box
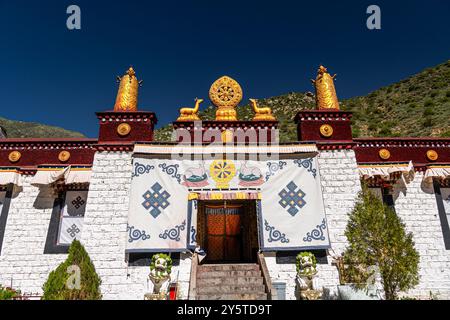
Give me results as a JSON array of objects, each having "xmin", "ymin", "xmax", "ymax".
[{"xmin": 57, "ymin": 190, "xmax": 88, "ymax": 245}]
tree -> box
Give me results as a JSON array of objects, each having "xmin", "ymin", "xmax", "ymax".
[
  {"xmin": 42, "ymin": 240, "xmax": 102, "ymax": 300},
  {"xmin": 343, "ymin": 184, "xmax": 420, "ymax": 300}
]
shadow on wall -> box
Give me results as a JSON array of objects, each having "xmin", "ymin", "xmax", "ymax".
[{"xmin": 33, "ymin": 186, "xmax": 57, "ymax": 210}]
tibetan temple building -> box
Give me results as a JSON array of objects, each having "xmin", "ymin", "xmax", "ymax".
[{"xmin": 0, "ymin": 66, "xmax": 449, "ymax": 300}]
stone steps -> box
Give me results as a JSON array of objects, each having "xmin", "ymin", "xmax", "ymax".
[
  {"xmin": 197, "ymin": 276, "xmax": 264, "ymax": 286},
  {"xmin": 195, "ymin": 263, "xmax": 268, "ymax": 300},
  {"xmin": 196, "ymin": 293, "xmax": 268, "ymax": 300}
]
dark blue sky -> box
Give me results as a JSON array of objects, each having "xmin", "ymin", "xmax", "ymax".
[{"xmin": 1, "ymin": 0, "xmax": 449, "ymax": 137}]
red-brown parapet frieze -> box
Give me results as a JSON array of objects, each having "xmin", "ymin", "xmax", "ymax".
[
  {"xmin": 0, "ymin": 138, "xmax": 97, "ymax": 169},
  {"xmin": 354, "ymin": 137, "xmax": 450, "ymax": 169}
]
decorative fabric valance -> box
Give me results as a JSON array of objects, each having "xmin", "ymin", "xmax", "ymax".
[
  {"xmin": 423, "ymin": 165, "xmax": 450, "ymax": 185},
  {"xmin": 189, "ymin": 192, "xmax": 261, "ymax": 201},
  {"xmin": 0, "ymin": 168, "xmax": 22, "ymax": 186},
  {"xmin": 133, "ymin": 143, "xmax": 318, "ymax": 155},
  {"xmin": 31, "ymin": 166, "xmax": 92, "ymax": 186},
  {"xmin": 358, "ymin": 161, "xmax": 414, "ymax": 183}
]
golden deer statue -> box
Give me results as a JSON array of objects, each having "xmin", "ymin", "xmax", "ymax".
[
  {"xmin": 249, "ymin": 99, "xmax": 276, "ymax": 121},
  {"xmin": 176, "ymin": 98, "xmax": 203, "ymax": 121}
]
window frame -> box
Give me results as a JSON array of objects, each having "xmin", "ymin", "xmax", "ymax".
[
  {"xmin": 0, "ymin": 184, "xmax": 13, "ymax": 255},
  {"xmin": 433, "ymin": 180, "xmax": 450, "ymax": 250},
  {"xmin": 44, "ymin": 186, "xmax": 89, "ymax": 254}
]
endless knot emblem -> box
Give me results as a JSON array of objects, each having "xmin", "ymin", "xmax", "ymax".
[
  {"xmin": 71, "ymin": 196, "xmax": 85, "ymax": 209},
  {"xmin": 142, "ymin": 182, "xmax": 171, "ymax": 218},
  {"xmin": 278, "ymin": 181, "xmax": 307, "ymax": 216},
  {"xmin": 67, "ymin": 224, "xmax": 81, "ymax": 238}
]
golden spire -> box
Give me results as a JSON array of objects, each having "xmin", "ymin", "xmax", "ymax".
[
  {"xmin": 113, "ymin": 67, "xmax": 142, "ymax": 112},
  {"xmin": 311, "ymin": 65, "xmax": 340, "ymax": 110}
]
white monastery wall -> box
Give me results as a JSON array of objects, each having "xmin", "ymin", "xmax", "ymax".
[
  {"xmin": 1, "ymin": 149, "xmax": 450, "ymax": 300},
  {"xmin": 392, "ymin": 173, "xmax": 450, "ymax": 299},
  {"xmin": 0, "ymin": 176, "xmax": 67, "ymax": 294}
]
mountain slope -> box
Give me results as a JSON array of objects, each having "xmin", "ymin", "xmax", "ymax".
[
  {"xmin": 0, "ymin": 117, "xmax": 85, "ymax": 139},
  {"xmin": 155, "ymin": 59, "xmax": 450, "ymax": 142}
]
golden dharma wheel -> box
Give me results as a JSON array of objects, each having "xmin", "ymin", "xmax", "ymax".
[
  {"xmin": 426, "ymin": 150, "xmax": 438, "ymax": 161},
  {"xmin": 319, "ymin": 124, "xmax": 334, "ymax": 138},
  {"xmin": 8, "ymin": 151, "xmax": 21, "ymax": 163},
  {"xmin": 117, "ymin": 123, "xmax": 132, "ymax": 136},
  {"xmin": 379, "ymin": 149, "xmax": 391, "ymax": 160},
  {"xmin": 58, "ymin": 151, "xmax": 71, "ymax": 162}
]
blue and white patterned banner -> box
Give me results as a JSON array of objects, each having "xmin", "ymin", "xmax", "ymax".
[
  {"xmin": 127, "ymin": 157, "xmax": 330, "ymax": 252},
  {"xmin": 259, "ymin": 158, "xmax": 330, "ymax": 250}
]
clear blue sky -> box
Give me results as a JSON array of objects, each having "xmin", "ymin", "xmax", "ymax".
[{"xmin": 1, "ymin": 0, "xmax": 449, "ymax": 137}]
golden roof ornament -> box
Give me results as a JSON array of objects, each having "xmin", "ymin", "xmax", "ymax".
[
  {"xmin": 177, "ymin": 98, "xmax": 203, "ymax": 121},
  {"xmin": 114, "ymin": 67, "xmax": 143, "ymax": 112},
  {"xmin": 312, "ymin": 65, "xmax": 340, "ymax": 110},
  {"xmin": 209, "ymin": 76, "xmax": 242, "ymax": 121},
  {"xmin": 249, "ymin": 99, "xmax": 276, "ymax": 121}
]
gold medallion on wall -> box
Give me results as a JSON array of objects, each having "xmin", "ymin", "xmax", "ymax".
[
  {"xmin": 379, "ymin": 149, "xmax": 391, "ymax": 160},
  {"xmin": 58, "ymin": 151, "xmax": 71, "ymax": 162},
  {"xmin": 426, "ymin": 150, "xmax": 438, "ymax": 161},
  {"xmin": 117, "ymin": 123, "xmax": 132, "ymax": 136},
  {"xmin": 8, "ymin": 151, "xmax": 21, "ymax": 163},
  {"xmin": 209, "ymin": 76, "xmax": 242, "ymax": 121},
  {"xmin": 319, "ymin": 124, "xmax": 334, "ymax": 138}
]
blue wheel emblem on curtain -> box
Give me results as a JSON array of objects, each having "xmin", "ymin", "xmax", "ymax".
[
  {"xmin": 142, "ymin": 182, "xmax": 171, "ymax": 218},
  {"xmin": 278, "ymin": 181, "xmax": 306, "ymax": 216}
]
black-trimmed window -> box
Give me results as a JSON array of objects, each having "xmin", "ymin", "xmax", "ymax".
[
  {"xmin": 433, "ymin": 180, "xmax": 450, "ymax": 250},
  {"xmin": 0, "ymin": 184, "xmax": 13, "ymax": 255},
  {"xmin": 44, "ymin": 185, "xmax": 88, "ymax": 254}
]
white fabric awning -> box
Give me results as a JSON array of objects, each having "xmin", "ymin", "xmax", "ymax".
[
  {"xmin": 0, "ymin": 168, "xmax": 22, "ymax": 186},
  {"xmin": 423, "ymin": 165, "xmax": 450, "ymax": 185},
  {"xmin": 31, "ymin": 166, "xmax": 92, "ymax": 186},
  {"xmin": 133, "ymin": 143, "xmax": 318, "ymax": 155},
  {"xmin": 358, "ymin": 161, "xmax": 414, "ymax": 182}
]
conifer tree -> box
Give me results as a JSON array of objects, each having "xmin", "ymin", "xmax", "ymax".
[
  {"xmin": 343, "ymin": 184, "xmax": 420, "ymax": 300},
  {"xmin": 42, "ymin": 240, "xmax": 102, "ymax": 300}
]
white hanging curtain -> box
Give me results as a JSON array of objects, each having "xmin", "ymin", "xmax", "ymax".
[
  {"xmin": 358, "ymin": 161, "xmax": 414, "ymax": 183},
  {"xmin": 31, "ymin": 166, "xmax": 91, "ymax": 186},
  {"xmin": 0, "ymin": 168, "xmax": 22, "ymax": 186}
]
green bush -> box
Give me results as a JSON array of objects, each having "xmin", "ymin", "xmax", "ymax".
[
  {"xmin": 0, "ymin": 286, "xmax": 21, "ymax": 300},
  {"xmin": 42, "ymin": 240, "xmax": 102, "ymax": 300},
  {"xmin": 343, "ymin": 184, "xmax": 420, "ymax": 300}
]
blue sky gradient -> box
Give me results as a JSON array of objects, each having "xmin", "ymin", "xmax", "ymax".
[{"xmin": 0, "ymin": 0, "xmax": 449, "ymax": 137}]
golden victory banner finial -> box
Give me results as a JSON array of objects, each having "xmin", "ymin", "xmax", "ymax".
[
  {"xmin": 176, "ymin": 98, "xmax": 203, "ymax": 121},
  {"xmin": 312, "ymin": 65, "xmax": 340, "ymax": 110},
  {"xmin": 209, "ymin": 76, "xmax": 242, "ymax": 121},
  {"xmin": 114, "ymin": 67, "xmax": 143, "ymax": 112}
]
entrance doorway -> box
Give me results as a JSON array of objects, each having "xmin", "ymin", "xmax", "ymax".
[{"xmin": 197, "ymin": 200, "xmax": 259, "ymax": 263}]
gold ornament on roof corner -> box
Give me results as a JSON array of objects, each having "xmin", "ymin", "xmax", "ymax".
[
  {"xmin": 114, "ymin": 67, "xmax": 143, "ymax": 112},
  {"xmin": 177, "ymin": 98, "xmax": 203, "ymax": 121},
  {"xmin": 426, "ymin": 150, "xmax": 438, "ymax": 161},
  {"xmin": 209, "ymin": 76, "xmax": 242, "ymax": 121},
  {"xmin": 117, "ymin": 123, "xmax": 132, "ymax": 136},
  {"xmin": 312, "ymin": 65, "xmax": 340, "ymax": 110},
  {"xmin": 379, "ymin": 149, "xmax": 391, "ymax": 160},
  {"xmin": 58, "ymin": 151, "xmax": 71, "ymax": 162},
  {"xmin": 320, "ymin": 124, "xmax": 334, "ymax": 137},
  {"xmin": 8, "ymin": 151, "xmax": 21, "ymax": 163},
  {"xmin": 249, "ymin": 99, "xmax": 276, "ymax": 121}
]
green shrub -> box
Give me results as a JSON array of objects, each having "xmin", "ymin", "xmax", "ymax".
[
  {"xmin": 343, "ymin": 184, "xmax": 420, "ymax": 300},
  {"xmin": 423, "ymin": 117, "xmax": 433, "ymax": 127},
  {"xmin": 0, "ymin": 286, "xmax": 21, "ymax": 300},
  {"xmin": 42, "ymin": 240, "xmax": 102, "ymax": 300},
  {"xmin": 423, "ymin": 107, "xmax": 434, "ymax": 116}
]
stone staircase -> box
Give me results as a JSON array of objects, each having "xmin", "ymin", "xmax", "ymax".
[{"xmin": 196, "ymin": 264, "xmax": 268, "ymax": 300}]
